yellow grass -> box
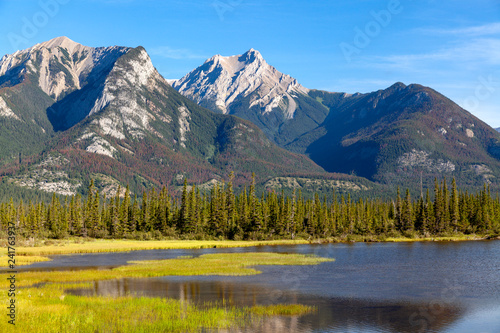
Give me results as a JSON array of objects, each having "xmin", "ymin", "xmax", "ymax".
[
  {"xmin": 0, "ymin": 281, "xmax": 315, "ymax": 332},
  {"xmin": 0, "ymin": 252, "xmax": 332, "ymax": 332},
  {"xmin": 15, "ymin": 238, "xmax": 310, "ymax": 256},
  {"xmin": 384, "ymin": 235, "xmax": 484, "ymax": 242},
  {"xmin": 0, "ymin": 254, "xmax": 51, "ymax": 268},
  {"xmin": 13, "ymin": 252, "xmax": 334, "ymax": 286}
]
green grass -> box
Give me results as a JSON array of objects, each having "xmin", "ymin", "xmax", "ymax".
[
  {"xmin": 0, "ymin": 252, "xmax": 332, "ymax": 332},
  {"xmin": 14, "ymin": 252, "xmax": 334, "ymax": 286},
  {"xmin": 249, "ymin": 304, "xmax": 316, "ymax": 316},
  {"xmin": 2, "ymin": 283, "xmax": 247, "ymax": 333},
  {"xmin": 0, "ymin": 282, "xmax": 316, "ymax": 332}
]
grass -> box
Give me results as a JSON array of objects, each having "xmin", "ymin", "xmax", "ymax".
[
  {"xmin": 14, "ymin": 238, "xmax": 310, "ymax": 256},
  {"xmin": 383, "ymin": 234, "xmax": 485, "ymax": 242},
  {"xmin": 1, "ymin": 283, "xmax": 247, "ymax": 333},
  {"xmin": 0, "ymin": 252, "xmax": 331, "ymax": 332},
  {"xmin": 4, "ymin": 235, "xmax": 487, "ymax": 270},
  {"xmin": 0, "ymin": 254, "xmax": 50, "ymax": 268},
  {"xmin": 249, "ymin": 304, "xmax": 315, "ymax": 316},
  {"xmin": 312, "ymin": 233, "xmax": 488, "ymax": 243},
  {"xmin": 13, "ymin": 252, "xmax": 334, "ymax": 286},
  {"xmin": 0, "ymin": 282, "xmax": 316, "ymax": 332}
]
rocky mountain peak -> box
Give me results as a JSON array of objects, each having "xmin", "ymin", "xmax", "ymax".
[
  {"xmin": 173, "ymin": 49, "xmax": 309, "ymax": 118},
  {"xmin": 36, "ymin": 36, "xmax": 81, "ymax": 52},
  {"xmin": 0, "ymin": 36, "xmax": 130, "ymax": 101},
  {"xmin": 241, "ymin": 48, "xmax": 264, "ymax": 63}
]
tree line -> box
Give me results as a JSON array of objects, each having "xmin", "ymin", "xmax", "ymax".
[{"xmin": 1, "ymin": 174, "xmax": 499, "ymax": 240}]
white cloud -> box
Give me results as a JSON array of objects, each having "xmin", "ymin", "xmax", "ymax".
[
  {"xmin": 418, "ymin": 22, "xmax": 500, "ymax": 37},
  {"xmin": 148, "ymin": 46, "xmax": 207, "ymax": 60},
  {"xmin": 362, "ymin": 38, "xmax": 500, "ymax": 71}
]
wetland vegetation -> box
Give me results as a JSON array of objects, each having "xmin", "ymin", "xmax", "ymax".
[{"xmin": 0, "ymin": 252, "xmax": 326, "ymax": 332}]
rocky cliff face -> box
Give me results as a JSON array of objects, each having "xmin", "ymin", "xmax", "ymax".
[
  {"xmin": 172, "ymin": 49, "xmax": 328, "ymax": 146},
  {"xmin": 173, "ymin": 49, "xmax": 309, "ymax": 118},
  {"xmin": 0, "ymin": 36, "xmax": 130, "ymax": 101}
]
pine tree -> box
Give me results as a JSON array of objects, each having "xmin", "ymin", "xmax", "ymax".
[
  {"xmin": 179, "ymin": 178, "xmax": 189, "ymax": 233},
  {"xmin": 120, "ymin": 185, "xmax": 131, "ymax": 234},
  {"xmin": 450, "ymin": 178, "xmax": 459, "ymax": 232},
  {"xmin": 226, "ymin": 172, "xmax": 237, "ymax": 238},
  {"xmin": 395, "ymin": 187, "xmax": 402, "ymax": 231},
  {"xmin": 140, "ymin": 192, "xmax": 149, "ymax": 232},
  {"xmin": 433, "ymin": 178, "xmax": 443, "ymax": 233},
  {"xmin": 401, "ymin": 189, "xmax": 413, "ymax": 231},
  {"xmin": 130, "ymin": 195, "xmax": 139, "ymax": 233}
]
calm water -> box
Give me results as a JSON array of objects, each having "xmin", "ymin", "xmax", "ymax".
[{"xmin": 22, "ymin": 241, "xmax": 500, "ymax": 332}]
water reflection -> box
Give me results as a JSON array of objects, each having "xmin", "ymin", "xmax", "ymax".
[
  {"xmin": 22, "ymin": 241, "xmax": 500, "ymax": 332},
  {"xmin": 67, "ymin": 278, "xmax": 464, "ymax": 333}
]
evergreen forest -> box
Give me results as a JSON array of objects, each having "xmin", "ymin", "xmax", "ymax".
[{"xmin": 1, "ymin": 174, "xmax": 499, "ymax": 241}]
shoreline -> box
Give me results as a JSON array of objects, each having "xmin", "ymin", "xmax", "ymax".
[{"xmin": 0, "ymin": 234, "xmax": 496, "ymax": 268}]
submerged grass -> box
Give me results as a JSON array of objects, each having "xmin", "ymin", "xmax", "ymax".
[{"xmin": 0, "ymin": 252, "xmax": 331, "ymax": 332}]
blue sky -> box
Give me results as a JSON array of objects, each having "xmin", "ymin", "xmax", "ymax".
[{"xmin": 0, "ymin": 0, "xmax": 499, "ymax": 127}]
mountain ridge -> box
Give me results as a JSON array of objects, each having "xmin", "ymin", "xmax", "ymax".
[
  {"xmin": 0, "ymin": 37, "xmax": 370, "ymax": 198},
  {"xmin": 172, "ymin": 49, "xmax": 329, "ymax": 146},
  {"xmin": 171, "ymin": 50, "xmax": 500, "ymax": 189},
  {"xmin": 298, "ymin": 83, "xmax": 500, "ymax": 186}
]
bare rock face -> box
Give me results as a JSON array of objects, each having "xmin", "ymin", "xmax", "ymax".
[
  {"xmin": 0, "ymin": 37, "xmax": 188, "ymax": 160},
  {"xmin": 86, "ymin": 46, "xmax": 168, "ymax": 141},
  {"xmin": 0, "ymin": 36, "xmax": 130, "ymax": 101},
  {"xmin": 173, "ymin": 49, "xmax": 309, "ymax": 119},
  {"xmin": 0, "ymin": 96, "xmax": 20, "ymax": 120},
  {"xmin": 0, "ymin": 37, "xmax": 178, "ymax": 149}
]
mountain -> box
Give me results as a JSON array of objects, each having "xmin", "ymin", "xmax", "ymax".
[
  {"xmin": 496, "ymin": 128, "xmax": 500, "ymax": 133},
  {"xmin": 1, "ymin": 37, "xmax": 372, "ymax": 198},
  {"xmin": 0, "ymin": 36, "xmax": 130, "ymax": 164},
  {"xmin": 172, "ymin": 51, "xmax": 500, "ymax": 188},
  {"xmin": 287, "ymin": 83, "xmax": 500, "ymax": 187},
  {"xmin": 172, "ymin": 49, "xmax": 330, "ymax": 146}
]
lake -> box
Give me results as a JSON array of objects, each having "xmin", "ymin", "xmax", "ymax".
[{"xmin": 22, "ymin": 241, "xmax": 500, "ymax": 332}]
